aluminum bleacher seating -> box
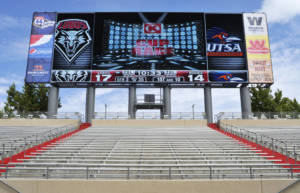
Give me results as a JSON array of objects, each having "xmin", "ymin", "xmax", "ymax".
[{"xmin": 2, "ymin": 126, "xmax": 298, "ymax": 179}]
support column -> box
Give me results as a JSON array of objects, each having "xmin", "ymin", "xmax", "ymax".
[
  {"xmin": 85, "ymin": 87, "xmax": 95, "ymax": 123},
  {"xmin": 128, "ymin": 86, "xmax": 136, "ymax": 119},
  {"xmin": 163, "ymin": 86, "xmax": 171, "ymax": 119},
  {"xmin": 47, "ymin": 86, "xmax": 59, "ymax": 119},
  {"xmin": 204, "ymin": 87, "xmax": 213, "ymax": 123},
  {"xmin": 240, "ymin": 86, "xmax": 252, "ymax": 119}
]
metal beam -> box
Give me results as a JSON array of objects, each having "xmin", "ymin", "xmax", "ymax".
[
  {"xmin": 128, "ymin": 86, "xmax": 136, "ymax": 119},
  {"xmin": 85, "ymin": 87, "xmax": 95, "ymax": 123},
  {"xmin": 240, "ymin": 86, "xmax": 252, "ymax": 119},
  {"xmin": 163, "ymin": 86, "xmax": 171, "ymax": 119},
  {"xmin": 204, "ymin": 87, "xmax": 213, "ymax": 123},
  {"xmin": 47, "ymin": 86, "xmax": 59, "ymax": 119}
]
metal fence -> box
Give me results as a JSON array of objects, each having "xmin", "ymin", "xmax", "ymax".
[
  {"xmin": 216, "ymin": 112, "xmax": 300, "ymax": 122},
  {"xmin": 94, "ymin": 112, "xmax": 206, "ymax": 120},
  {"xmin": 0, "ymin": 112, "xmax": 82, "ymax": 120},
  {"xmin": 1, "ymin": 163, "xmax": 300, "ymax": 179},
  {"xmin": 0, "ymin": 125, "xmax": 78, "ymax": 163},
  {"xmin": 218, "ymin": 122, "xmax": 300, "ymax": 162}
]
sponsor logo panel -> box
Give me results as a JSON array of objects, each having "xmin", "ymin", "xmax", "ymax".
[
  {"xmin": 31, "ymin": 12, "xmax": 56, "ymax": 35},
  {"xmin": 248, "ymin": 59, "xmax": 273, "ymax": 83},
  {"xmin": 28, "ymin": 35, "xmax": 54, "ymax": 58},
  {"xmin": 243, "ymin": 13, "xmax": 273, "ymax": 83},
  {"xmin": 143, "ymin": 23, "xmax": 163, "ymax": 34},
  {"xmin": 26, "ymin": 12, "xmax": 56, "ymax": 83},
  {"xmin": 243, "ymin": 13, "xmax": 267, "ymax": 35},
  {"xmin": 246, "ymin": 35, "xmax": 270, "ymax": 58}
]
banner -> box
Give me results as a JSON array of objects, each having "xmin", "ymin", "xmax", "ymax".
[
  {"xmin": 25, "ymin": 12, "xmax": 56, "ymax": 83},
  {"xmin": 243, "ymin": 13, "xmax": 273, "ymax": 83}
]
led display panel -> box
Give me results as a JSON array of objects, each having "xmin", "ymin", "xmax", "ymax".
[
  {"xmin": 25, "ymin": 12, "xmax": 273, "ymax": 87},
  {"xmin": 52, "ymin": 13, "xmax": 94, "ymax": 70},
  {"xmin": 205, "ymin": 14, "xmax": 248, "ymax": 83}
]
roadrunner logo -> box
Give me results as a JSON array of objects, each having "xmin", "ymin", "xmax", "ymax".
[{"xmin": 55, "ymin": 19, "xmax": 91, "ymax": 63}]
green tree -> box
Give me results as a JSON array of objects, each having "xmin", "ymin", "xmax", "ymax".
[
  {"xmin": 0, "ymin": 109, "xmax": 3, "ymax": 118},
  {"xmin": 250, "ymin": 87, "xmax": 300, "ymax": 113},
  {"xmin": 250, "ymin": 87, "xmax": 276, "ymax": 112},
  {"xmin": 4, "ymin": 83, "xmax": 61, "ymax": 117}
]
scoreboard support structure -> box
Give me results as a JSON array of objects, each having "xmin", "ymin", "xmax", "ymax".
[
  {"xmin": 47, "ymin": 86, "xmax": 59, "ymax": 119},
  {"xmin": 240, "ymin": 86, "xmax": 252, "ymax": 119},
  {"xmin": 163, "ymin": 86, "xmax": 172, "ymax": 119},
  {"xmin": 85, "ymin": 87, "xmax": 96, "ymax": 123},
  {"xmin": 204, "ymin": 87, "xmax": 213, "ymax": 123},
  {"xmin": 128, "ymin": 86, "xmax": 137, "ymax": 119},
  {"xmin": 47, "ymin": 85, "xmax": 252, "ymax": 123},
  {"xmin": 128, "ymin": 86, "xmax": 172, "ymax": 119}
]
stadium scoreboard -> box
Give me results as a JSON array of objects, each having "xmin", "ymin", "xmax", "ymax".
[{"xmin": 25, "ymin": 12, "xmax": 273, "ymax": 87}]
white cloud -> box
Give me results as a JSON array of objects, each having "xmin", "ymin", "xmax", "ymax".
[
  {"xmin": 0, "ymin": 15, "xmax": 31, "ymax": 31},
  {"xmin": 0, "ymin": 75, "xmax": 23, "ymax": 85},
  {"xmin": 259, "ymin": 0, "xmax": 300, "ymax": 23},
  {"xmin": 0, "ymin": 86, "xmax": 8, "ymax": 95},
  {"xmin": 0, "ymin": 37, "xmax": 29, "ymax": 62}
]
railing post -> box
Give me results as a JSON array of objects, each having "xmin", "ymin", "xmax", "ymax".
[
  {"xmin": 46, "ymin": 166, "xmax": 49, "ymax": 179},
  {"xmin": 5, "ymin": 165, "xmax": 8, "ymax": 179},
  {"xmin": 290, "ymin": 165, "xmax": 294, "ymax": 179},
  {"xmin": 86, "ymin": 166, "xmax": 89, "ymax": 180},
  {"xmin": 127, "ymin": 167, "xmax": 130, "ymax": 179},
  {"xmin": 209, "ymin": 166, "xmax": 212, "ymax": 180},
  {"xmin": 249, "ymin": 166, "xmax": 253, "ymax": 179},
  {"xmin": 294, "ymin": 146, "xmax": 297, "ymax": 162},
  {"xmin": 169, "ymin": 167, "xmax": 171, "ymax": 180},
  {"xmin": 2, "ymin": 144, "xmax": 5, "ymax": 161}
]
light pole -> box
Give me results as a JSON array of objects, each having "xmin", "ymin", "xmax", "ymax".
[
  {"xmin": 104, "ymin": 104, "xmax": 107, "ymax": 119},
  {"xmin": 192, "ymin": 104, "xmax": 195, "ymax": 120}
]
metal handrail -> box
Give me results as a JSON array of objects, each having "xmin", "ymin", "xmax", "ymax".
[
  {"xmin": 1, "ymin": 163, "xmax": 300, "ymax": 180},
  {"xmin": 1, "ymin": 125, "xmax": 77, "ymax": 162},
  {"xmin": 94, "ymin": 112, "xmax": 206, "ymax": 120},
  {"xmin": 216, "ymin": 112, "xmax": 300, "ymax": 122},
  {"xmin": 218, "ymin": 122, "xmax": 300, "ymax": 161}
]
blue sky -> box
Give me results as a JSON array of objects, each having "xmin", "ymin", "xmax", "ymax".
[{"xmin": 0, "ymin": 0, "xmax": 300, "ymax": 115}]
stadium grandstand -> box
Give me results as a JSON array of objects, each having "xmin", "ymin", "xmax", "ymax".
[
  {"xmin": 0, "ymin": 10, "xmax": 299, "ymax": 193},
  {"xmin": 1, "ymin": 115, "xmax": 300, "ymax": 193}
]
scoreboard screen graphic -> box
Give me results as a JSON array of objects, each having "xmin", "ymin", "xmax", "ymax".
[{"xmin": 25, "ymin": 12, "xmax": 274, "ymax": 87}]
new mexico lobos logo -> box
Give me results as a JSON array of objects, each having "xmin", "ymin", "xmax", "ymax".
[{"xmin": 55, "ymin": 19, "xmax": 91, "ymax": 63}]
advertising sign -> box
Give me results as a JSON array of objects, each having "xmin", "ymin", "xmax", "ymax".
[
  {"xmin": 205, "ymin": 14, "xmax": 248, "ymax": 83},
  {"xmin": 25, "ymin": 12, "xmax": 56, "ymax": 83},
  {"xmin": 25, "ymin": 12, "xmax": 273, "ymax": 87},
  {"xmin": 243, "ymin": 13, "xmax": 273, "ymax": 83}
]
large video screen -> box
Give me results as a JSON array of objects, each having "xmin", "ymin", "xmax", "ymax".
[{"xmin": 25, "ymin": 12, "xmax": 274, "ymax": 87}]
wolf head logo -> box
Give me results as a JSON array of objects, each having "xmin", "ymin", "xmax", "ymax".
[{"xmin": 55, "ymin": 19, "xmax": 91, "ymax": 63}]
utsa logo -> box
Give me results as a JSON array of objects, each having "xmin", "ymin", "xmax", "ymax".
[
  {"xmin": 207, "ymin": 27, "xmax": 243, "ymax": 56},
  {"xmin": 217, "ymin": 73, "xmax": 232, "ymax": 81},
  {"xmin": 55, "ymin": 19, "xmax": 91, "ymax": 63}
]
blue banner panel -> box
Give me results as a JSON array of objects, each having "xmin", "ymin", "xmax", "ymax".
[
  {"xmin": 209, "ymin": 71, "xmax": 247, "ymax": 82},
  {"xmin": 26, "ymin": 12, "xmax": 56, "ymax": 83}
]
